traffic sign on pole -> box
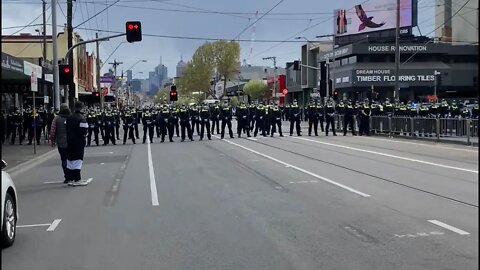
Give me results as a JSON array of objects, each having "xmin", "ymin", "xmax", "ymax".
[{"xmin": 31, "ymin": 71, "xmax": 38, "ymax": 92}]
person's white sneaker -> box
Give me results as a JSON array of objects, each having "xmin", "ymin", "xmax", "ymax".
[
  {"xmin": 67, "ymin": 181, "xmax": 74, "ymax": 186},
  {"xmin": 72, "ymin": 180, "xmax": 88, "ymax": 186}
]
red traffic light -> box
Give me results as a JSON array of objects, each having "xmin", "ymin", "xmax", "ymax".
[
  {"xmin": 126, "ymin": 21, "xmax": 142, "ymax": 42},
  {"xmin": 171, "ymin": 91, "xmax": 177, "ymax": 96},
  {"xmin": 128, "ymin": 24, "xmax": 134, "ymax": 30},
  {"xmin": 64, "ymin": 67, "xmax": 70, "ymax": 73},
  {"xmin": 94, "ymin": 92, "xmax": 99, "ymax": 97}
]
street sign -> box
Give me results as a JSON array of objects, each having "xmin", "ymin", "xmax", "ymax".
[
  {"xmin": 100, "ymin": 76, "xmax": 114, "ymax": 83},
  {"xmin": 282, "ymin": 89, "xmax": 288, "ymax": 95},
  {"xmin": 31, "ymin": 71, "xmax": 38, "ymax": 92},
  {"xmin": 44, "ymin": 96, "xmax": 49, "ymax": 103}
]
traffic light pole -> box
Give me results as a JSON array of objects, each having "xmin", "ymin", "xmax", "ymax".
[{"xmin": 63, "ymin": 33, "xmax": 125, "ymax": 65}]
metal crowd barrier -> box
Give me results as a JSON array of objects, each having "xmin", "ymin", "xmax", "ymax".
[{"xmin": 331, "ymin": 115, "xmax": 478, "ymax": 145}]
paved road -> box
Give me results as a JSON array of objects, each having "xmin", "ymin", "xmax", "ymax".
[{"xmin": 2, "ymin": 128, "xmax": 478, "ymax": 270}]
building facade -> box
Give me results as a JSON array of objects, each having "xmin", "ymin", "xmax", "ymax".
[
  {"xmin": 1, "ymin": 28, "xmax": 97, "ymax": 106},
  {"xmin": 176, "ymin": 58, "xmax": 186, "ymax": 78},
  {"xmin": 317, "ymin": 38, "xmax": 478, "ymax": 101}
]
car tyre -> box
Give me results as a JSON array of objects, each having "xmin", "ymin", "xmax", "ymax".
[{"xmin": 1, "ymin": 193, "xmax": 16, "ymax": 248}]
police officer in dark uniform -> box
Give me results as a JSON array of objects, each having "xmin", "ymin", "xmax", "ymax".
[
  {"xmin": 343, "ymin": 99, "xmax": 356, "ymax": 136},
  {"xmin": 134, "ymin": 107, "xmax": 141, "ymax": 139},
  {"xmin": 179, "ymin": 105, "xmax": 194, "ymax": 142},
  {"xmin": 270, "ymin": 104, "xmax": 283, "ymax": 137},
  {"xmin": 190, "ymin": 104, "xmax": 200, "ymax": 136},
  {"xmin": 254, "ymin": 103, "xmax": 267, "ymax": 137},
  {"xmin": 122, "ymin": 110, "xmax": 136, "ymax": 144},
  {"xmin": 472, "ymin": 101, "xmax": 479, "ymax": 119},
  {"xmin": 103, "ymin": 108, "xmax": 116, "ymax": 145},
  {"xmin": 359, "ymin": 99, "xmax": 371, "ymax": 136},
  {"xmin": 439, "ymin": 99, "xmax": 450, "ymax": 118},
  {"xmin": 289, "ymin": 100, "xmax": 301, "ymax": 136},
  {"xmin": 152, "ymin": 106, "xmax": 161, "ymax": 138},
  {"xmin": 142, "ymin": 108, "xmax": 155, "ymax": 143},
  {"xmin": 325, "ymin": 98, "xmax": 337, "ymax": 136},
  {"xmin": 236, "ymin": 102, "xmax": 251, "ymax": 138},
  {"xmin": 199, "ymin": 105, "xmax": 212, "ymax": 141},
  {"xmin": 9, "ymin": 108, "xmax": 24, "ymax": 145},
  {"xmin": 210, "ymin": 103, "xmax": 221, "ymax": 135},
  {"xmin": 450, "ymin": 100, "xmax": 460, "ymax": 118},
  {"xmin": 316, "ymin": 101, "xmax": 325, "ymax": 133},
  {"xmin": 86, "ymin": 110, "xmax": 99, "ymax": 146},
  {"xmin": 220, "ymin": 101, "xmax": 234, "ymax": 139},
  {"xmin": 248, "ymin": 103, "xmax": 256, "ymax": 132},
  {"xmin": 306, "ymin": 101, "xmax": 319, "ymax": 136},
  {"xmin": 171, "ymin": 105, "xmax": 180, "ymax": 137},
  {"xmin": 27, "ymin": 108, "xmax": 43, "ymax": 145},
  {"xmin": 112, "ymin": 108, "xmax": 121, "ymax": 140},
  {"xmin": 159, "ymin": 105, "xmax": 173, "ymax": 143}
]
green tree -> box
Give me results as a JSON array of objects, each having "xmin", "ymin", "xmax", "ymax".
[
  {"xmin": 213, "ymin": 40, "xmax": 240, "ymax": 99},
  {"xmin": 230, "ymin": 96, "xmax": 239, "ymax": 107},
  {"xmin": 177, "ymin": 40, "xmax": 240, "ymax": 100},
  {"xmin": 154, "ymin": 88, "xmax": 169, "ymax": 104},
  {"xmin": 244, "ymin": 80, "xmax": 267, "ymax": 101}
]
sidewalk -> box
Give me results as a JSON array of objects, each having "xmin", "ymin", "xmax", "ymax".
[{"xmin": 1, "ymin": 143, "xmax": 55, "ymax": 168}]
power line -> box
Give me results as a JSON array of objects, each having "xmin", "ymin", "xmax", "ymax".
[
  {"xmin": 3, "ymin": 4, "xmax": 51, "ymax": 37},
  {"xmin": 14, "ymin": 9, "xmax": 52, "ymax": 56},
  {"xmin": 73, "ymin": 0, "xmax": 120, "ymax": 29},
  {"xmin": 57, "ymin": 1, "xmax": 67, "ymax": 19},
  {"xmin": 233, "ymin": 0, "xmax": 285, "ymax": 40}
]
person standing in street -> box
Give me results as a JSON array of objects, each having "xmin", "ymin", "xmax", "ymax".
[
  {"xmin": 179, "ymin": 105, "xmax": 194, "ymax": 142},
  {"xmin": 65, "ymin": 101, "xmax": 89, "ymax": 186},
  {"xmin": 343, "ymin": 99, "xmax": 357, "ymax": 136},
  {"xmin": 289, "ymin": 100, "xmax": 302, "ymax": 136},
  {"xmin": 270, "ymin": 104, "xmax": 283, "ymax": 137},
  {"xmin": 236, "ymin": 102, "xmax": 251, "ymax": 138},
  {"xmin": 220, "ymin": 101, "xmax": 234, "ymax": 139},
  {"xmin": 325, "ymin": 98, "xmax": 337, "ymax": 136},
  {"xmin": 49, "ymin": 104, "xmax": 71, "ymax": 183},
  {"xmin": 199, "ymin": 105, "xmax": 212, "ymax": 141},
  {"xmin": 306, "ymin": 101, "xmax": 319, "ymax": 136}
]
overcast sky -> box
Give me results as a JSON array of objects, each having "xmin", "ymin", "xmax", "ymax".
[{"xmin": 2, "ymin": 0, "xmax": 436, "ymax": 79}]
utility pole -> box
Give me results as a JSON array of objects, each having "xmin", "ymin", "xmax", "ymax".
[
  {"xmin": 42, "ymin": 0, "xmax": 48, "ymax": 108},
  {"xmin": 51, "ymin": 0, "xmax": 60, "ymax": 109},
  {"xmin": 394, "ymin": 0, "xmax": 401, "ymax": 101},
  {"xmin": 96, "ymin": 33, "xmax": 103, "ymax": 109},
  {"xmin": 109, "ymin": 59, "xmax": 123, "ymax": 108},
  {"xmin": 67, "ymin": 0, "xmax": 75, "ymax": 109},
  {"xmin": 262, "ymin": 56, "xmax": 277, "ymax": 105}
]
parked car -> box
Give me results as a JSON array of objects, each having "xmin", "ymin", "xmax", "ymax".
[{"xmin": 1, "ymin": 160, "xmax": 18, "ymax": 248}]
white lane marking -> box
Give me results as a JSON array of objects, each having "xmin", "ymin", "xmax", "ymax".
[
  {"xmin": 100, "ymin": 163, "xmax": 105, "ymax": 165},
  {"xmin": 292, "ymin": 137, "xmax": 478, "ymax": 174},
  {"xmin": 247, "ymin": 137, "xmax": 258, "ymax": 141},
  {"xmin": 289, "ymin": 180, "xmax": 319, "ymax": 184},
  {"xmin": 358, "ymin": 136, "xmax": 478, "ymax": 152},
  {"xmin": 214, "ymin": 136, "xmax": 370, "ymax": 197},
  {"xmin": 46, "ymin": 219, "xmax": 62, "ymax": 231},
  {"xmin": 17, "ymin": 223, "xmax": 51, "ymax": 228},
  {"xmin": 147, "ymin": 139, "xmax": 160, "ymax": 206},
  {"xmin": 43, "ymin": 181, "xmax": 64, "ymax": 184},
  {"xmin": 428, "ymin": 220, "xmax": 470, "ymax": 235},
  {"xmin": 87, "ymin": 152, "xmax": 114, "ymax": 155}
]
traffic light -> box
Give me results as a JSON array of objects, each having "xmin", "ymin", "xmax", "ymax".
[
  {"xmin": 170, "ymin": 85, "xmax": 178, "ymax": 102},
  {"xmin": 333, "ymin": 90, "xmax": 339, "ymax": 101},
  {"xmin": 92, "ymin": 91, "xmax": 100, "ymax": 103},
  {"xmin": 125, "ymin": 21, "xmax": 142, "ymax": 43},
  {"xmin": 59, "ymin": 64, "xmax": 73, "ymax": 85},
  {"xmin": 293, "ymin": 60, "xmax": 300, "ymax": 71}
]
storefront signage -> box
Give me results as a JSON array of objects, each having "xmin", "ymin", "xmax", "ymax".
[
  {"xmin": 23, "ymin": 61, "xmax": 42, "ymax": 78},
  {"xmin": 1, "ymin": 53, "xmax": 24, "ymax": 73},
  {"xmin": 355, "ymin": 69, "xmax": 435, "ymax": 83},
  {"xmin": 367, "ymin": 45, "xmax": 427, "ymax": 52}
]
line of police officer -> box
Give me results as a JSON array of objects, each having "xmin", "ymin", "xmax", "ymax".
[
  {"xmin": 3, "ymin": 98, "xmax": 477, "ymax": 146},
  {"xmin": 2, "ymin": 106, "xmax": 55, "ymax": 145}
]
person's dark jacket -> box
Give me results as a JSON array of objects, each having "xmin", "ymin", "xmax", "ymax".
[
  {"xmin": 66, "ymin": 110, "xmax": 88, "ymax": 160},
  {"xmin": 49, "ymin": 109, "xmax": 70, "ymax": 149}
]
